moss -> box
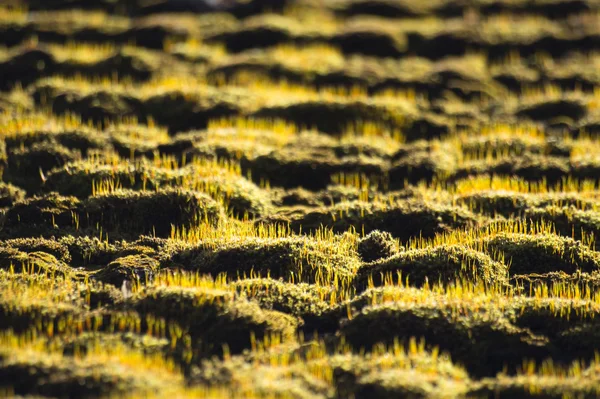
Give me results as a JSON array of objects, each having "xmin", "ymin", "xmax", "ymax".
[
  {"xmin": 205, "ymin": 17, "xmax": 298, "ymax": 53},
  {"xmin": 2, "ymin": 193, "xmax": 80, "ymax": 238},
  {"xmin": 192, "ymin": 346, "xmax": 469, "ymax": 399},
  {"xmin": 524, "ymin": 206, "xmax": 600, "ymax": 241},
  {"xmin": 253, "ymin": 100, "xmax": 410, "ymax": 136},
  {"xmin": 516, "ymin": 98, "xmax": 588, "ymax": 122},
  {"xmin": 471, "ymin": 374, "xmax": 600, "ymax": 399},
  {"xmin": 94, "ymin": 254, "xmax": 159, "ymax": 288},
  {"xmin": 0, "ymin": 250, "xmax": 71, "ymax": 275},
  {"xmin": 231, "ymin": 278, "xmax": 332, "ymax": 330},
  {"xmin": 0, "ymin": 47, "xmax": 56, "ymax": 90},
  {"xmin": 58, "ymin": 331, "xmax": 168, "ymax": 357},
  {"xmin": 452, "ymin": 155, "xmax": 571, "ymax": 185},
  {"xmin": 144, "ymin": 91, "xmax": 242, "ymax": 133},
  {"xmin": 0, "ymin": 182, "xmax": 25, "ymax": 208},
  {"xmin": 456, "ymin": 191, "xmax": 600, "ymax": 218},
  {"xmin": 83, "ymin": 188, "xmax": 224, "ymax": 238},
  {"xmin": 5, "ymin": 142, "xmax": 80, "ymax": 193},
  {"xmin": 1, "ymin": 237, "xmax": 71, "ymax": 263},
  {"xmin": 354, "ymin": 244, "xmax": 508, "ymax": 290},
  {"xmin": 43, "ymin": 161, "xmax": 167, "ymax": 198},
  {"xmin": 287, "ymin": 200, "xmax": 480, "ymax": 242},
  {"xmin": 0, "ymin": 280, "xmax": 82, "ymax": 334},
  {"xmin": 331, "ymin": 28, "xmax": 407, "ymax": 58},
  {"xmin": 44, "ymin": 161, "xmax": 272, "ymax": 218},
  {"xmin": 129, "ymin": 286, "xmax": 298, "ymax": 355},
  {"xmin": 56, "ymin": 235, "xmax": 118, "ymax": 267},
  {"xmin": 248, "ymin": 151, "xmax": 386, "ymax": 191},
  {"xmin": 388, "ymin": 142, "xmax": 459, "ymax": 189},
  {"xmin": 63, "ymin": 48, "xmax": 158, "ymax": 81},
  {"xmin": 340, "ymin": 301, "xmax": 548, "ymax": 377},
  {"xmin": 172, "ymin": 236, "xmax": 360, "ymax": 285},
  {"xmin": 333, "ymin": 0, "xmax": 440, "ymax": 18},
  {"xmin": 357, "ymin": 230, "xmax": 401, "ymax": 262},
  {"xmin": 456, "ymin": 191, "xmax": 534, "ymax": 217},
  {"xmin": 76, "ymin": 281, "xmax": 123, "ymax": 309},
  {"xmin": 51, "ymin": 90, "xmax": 143, "ymax": 126},
  {"xmin": 271, "ymin": 185, "xmax": 362, "ymax": 207},
  {"xmin": 482, "ymin": 233, "xmax": 600, "ymax": 275},
  {"xmin": 4, "ymin": 129, "xmax": 111, "ymax": 156},
  {"xmin": 459, "ymin": 135, "xmax": 548, "ymax": 158},
  {"xmin": 0, "ymin": 342, "xmax": 178, "ymax": 398}
]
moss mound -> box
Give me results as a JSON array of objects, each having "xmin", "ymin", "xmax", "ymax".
[
  {"xmin": 1, "ymin": 237, "xmax": 71, "ymax": 263},
  {"xmin": 524, "ymin": 206, "xmax": 600, "ymax": 241},
  {"xmin": 192, "ymin": 345, "xmax": 470, "ymax": 399},
  {"xmin": 231, "ymin": 278, "xmax": 333, "ymax": 332},
  {"xmin": 128, "ymin": 286, "xmax": 298, "ymax": 355},
  {"xmin": 2, "ymin": 193, "xmax": 80, "ymax": 238},
  {"xmin": 56, "ymin": 235, "xmax": 119, "ymax": 267},
  {"xmin": 340, "ymin": 301, "xmax": 548, "ymax": 377},
  {"xmin": 0, "ymin": 341, "xmax": 181, "ymax": 398},
  {"xmin": 287, "ymin": 200, "xmax": 480, "ymax": 242},
  {"xmin": 0, "ymin": 182, "xmax": 26, "ymax": 208},
  {"xmin": 354, "ymin": 244, "xmax": 508, "ymax": 290},
  {"xmin": 83, "ymin": 188, "xmax": 224, "ymax": 238},
  {"xmin": 482, "ymin": 233, "xmax": 600, "ymax": 275},
  {"xmin": 247, "ymin": 148, "xmax": 387, "ymax": 190},
  {"xmin": 5, "ymin": 142, "xmax": 80, "ymax": 193},
  {"xmin": 471, "ymin": 374, "xmax": 600, "ymax": 399},
  {"xmin": 357, "ymin": 230, "xmax": 401, "ymax": 262},
  {"xmin": 0, "ymin": 249, "xmax": 71, "ymax": 275},
  {"xmin": 94, "ymin": 254, "xmax": 159, "ymax": 288},
  {"xmin": 171, "ymin": 236, "xmax": 360, "ymax": 285}
]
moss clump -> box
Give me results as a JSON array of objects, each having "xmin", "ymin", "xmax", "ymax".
[
  {"xmin": 58, "ymin": 331, "xmax": 169, "ymax": 358},
  {"xmin": 5, "ymin": 142, "xmax": 80, "ymax": 193},
  {"xmin": 56, "ymin": 235, "xmax": 118, "ymax": 267},
  {"xmin": 192, "ymin": 344, "xmax": 470, "ymax": 399},
  {"xmin": 0, "ymin": 273, "xmax": 82, "ymax": 334},
  {"xmin": 0, "ymin": 340, "xmax": 181, "ymax": 398},
  {"xmin": 482, "ymin": 233, "xmax": 600, "ymax": 275},
  {"xmin": 43, "ymin": 161, "xmax": 166, "ymax": 198},
  {"xmin": 388, "ymin": 142, "xmax": 459, "ymax": 189},
  {"xmin": 50, "ymin": 90, "xmax": 143, "ymax": 127},
  {"xmin": 357, "ymin": 230, "xmax": 401, "ymax": 262},
  {"xmin": 143, "ymin": 91, "xmax": 242, "ymax": 133},
  {"xmin": 1, "ymin": 193, "xmax": 80, "ymax": 238},
  {"xmin": 76, "ymin": 281, "xmax": 123, "ymax": 309},
  {"xmin": 451, "ymin": 155, "xmax": 571, "ymax": 186},
  {"xmin": 94, "ymin": 255, "xmax": 159, "ymax": 288},
  {"xmin": 511, "ymin": 271, "xmax": 600, "ymax": 294},
  {"xmin": 471, "ymin": 374, "xmax": 600, "ymax": 399},
  {"xmin": 0, "ymin": 250, "xmax": 71, "ymax": 275},
  {"xmin": 516, "ymin": 98, "xmax": 588, "ymax": 122},
  {"xmin": 231, "ymin": 278, "xmax": 332, "ymax": 331},
  {"xmin": 456, "ymin": 191, "xmax": 533, "ymax": 217},
  {"xmin": 340, "ymin": 301, "xmax": 548, "ymax": 377},
  {"xmin": 1, "ymin": 237, "xmax": 71, "ymax": 263},
  {"xmin": 83, "ymin": 188, "xmax": 224, "ymax": 238},
  {"xmin": 354, "ymin": 244, "xmax": 508, "ymax": 290},
  {"xmin": 4, "ymin": 129, "xmax": 110, "ymax": 156},
  {"xmin": 271, "ymin": 185, "xmax": 363, "ymax": 207},
  {"xmin": 456, "ymin": 191, "xmax": 600, "ymax": 218},
  {"xmin": 44, "ymin": 161, "xmax": 271, "ymax": 218},
  {"xmin": 0, "ymin": 182, "xmax": 25, "ymax": 208},
  {"xmin": 172, "ymin": 236, "xmax": 360, "ymax": 284},
  {"xmin": 247, "ymin": 148, "xmax": 387, "ymax": 190},
  {"xmin": 128, "ymin": 286, "xmax": 298, "ymax": 355},
  {"xmin": 287, "ymin": 200, "xmax": 480, "ymax": 242},
  {"xmin": 524, "ymin": 206, "xmax": 600, "ymax": 241},
  {"xmin": 254, "ymin": 100, "xmax": 410, "ymax": 136}
]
